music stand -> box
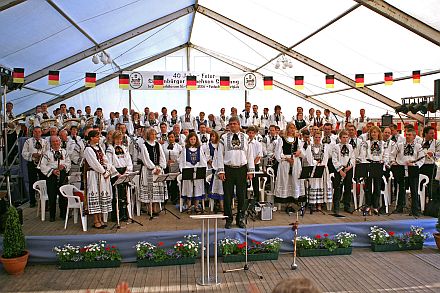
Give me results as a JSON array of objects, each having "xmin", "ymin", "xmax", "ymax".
[
  {"xmin": 299, "ymin": 166, "xmax": 325, "ymax": 216},
  {"xmin": 112, "ymin": 171, "xmax": 142, "ymax": 229},
  {"xmin": 151, "ymin": 172, "xmax": 180, "ymax": 220},
  {"xmin": 182, "ymin": 167, "xmax": 207, "ymax": 213}
]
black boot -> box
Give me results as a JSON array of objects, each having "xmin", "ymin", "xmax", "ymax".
[
  {"xmin": 225, "ymin": 217, "xmax": 233, "ymax": 229},
  {"xmin": 236, "ymin": 212, "xmax": 245, "ymax": 229}
]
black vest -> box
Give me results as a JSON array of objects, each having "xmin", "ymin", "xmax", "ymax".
[
  {"xmin": 145, "ymin": 142, "xmax": 160, "ymax": 165},
  {"xmin": 282, "ymin": 137, "xmax": 298, "ymax": 155}
]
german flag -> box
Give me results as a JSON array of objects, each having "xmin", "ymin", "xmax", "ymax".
[
  {"xmin": 325, "ymin": 75, "xmax": 334, "ymax": 89},
  {"xmin": 153, "ymin": 75, "xmax": 164, "ymax": 90},
  {"xmin": 48, "ymin": 70, "xmax": 60, "ymax": 86},
  {"xmin": 12, "ymin": 68, "xmax": 24, "ymax": 84},
  {"xmin": 85, "ymin": 73, "xmax": 96, "ymax": 88},
  {"xmin": 355, "ymin": 74, "xmax": 364, "ymax": 88},
  {"xmin": 384, "ymin": 72, "xmax": 393, "ymax": 86},
  {"xmin": 412, "ymin": 70, "xmax": 421, "ymax": 84},
  {"xmin": 186, "ymin": 75, "xmax": 197, "ymax": 90},
  {"xmin": 263, "ymin": 76, "xmax": 273, "ymax": 90},
  {"xmin": 294, "ymin": 76, "xmax": 304, "ymax": 90},
  {"xmin": 220, "ymin": 76, "xmax": 230, "ymax": 90},
  {"xmin": 119, "ymin": 74, "xmax": 129, "ymax": 89}
]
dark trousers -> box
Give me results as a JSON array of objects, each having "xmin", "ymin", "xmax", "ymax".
[
  {"xmin": 332, "ymin": 169, "xmax": 353, "ymax": 212},
  {"xmin": 165, "ymin": 167, "xmax": 179, "ymax": 204},
  {"xmin": 111, "ymin": 168, "xmax": 128, "ymax": 221},
  {"xmin": 46, "ymin": 171, "xmax": 67, "ymax": 219},
  {"xmin": 222, "ymin": 165, "xmax": 247, "ymax": 223},
  {"xmin": 420, "ymin": 164, "xmax": 436, "ymax": 200},
  {"xmin": 251, "ymin": 164, "xmax": 260, "ymax": 199},
  {"xmin": 365, "ymin": 176, "xmax": 382, "ymax": 209},
  {"xmin": 27, "ymin": 162, "xmax": 45, "ymax": 205},
  {"xmin": 396, "ymin": 173, "xmax": 420, "ymax": 214}
]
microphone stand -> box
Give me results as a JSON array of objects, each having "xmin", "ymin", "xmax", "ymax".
[{"xmin": 223, "ymin": 210, "xmax": 263, "ymax": 279}]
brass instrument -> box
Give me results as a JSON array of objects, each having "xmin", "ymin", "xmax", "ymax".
[
  {"xmin": 40, "ymin": 118, "xmax": 58, "ymax": 130},
  {"xmin": 62, "ymin": 118, "xmax": 81, "ymax": 130},
  {"xmin": 85, "ymin": 116, "xmax": 95, "ymax": 127},
  {"xmin": 7, "ymin": 114, "xmax": 26, "ymax": 134}
]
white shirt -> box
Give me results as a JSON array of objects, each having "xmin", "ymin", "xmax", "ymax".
[
  {"xmin": 22, "ymin": 137, "xmax": 49, "ymax": 163},
  {"xmin": 263, "ymin": 135, "xmax": 281, "ymax": 157},
  {"xmin": 208, "ymin": 118, "xmax": 222, "ymax": 132},
  {"xmin": 139, "ymin": 140, "xmax": 167, "ymax": 169},
  {"xmin": 390, "ymin": 141, "xmax": 425, "ymax": 167},
  {"xmin": 239, "ymin": 112, "xmax": 253, "ymax": 128},
  {"xmin": 106, "ymin": 144, "xmax": 133, "ymax": 173},
  {"xmin": 332, "ymin": 143, "xmax": 355, "ymax": 171},
  {"xmin": 119, "ymin": 115, "xmax": 134, "ymax": 135},
  {"xmin": 323, "ymin": 115, "xmax": 336, "ymax": 127},
  {"xmin": 180, "ymin": 114, "xmax": 197, "ymax": 130},
  {"xmin": 67, "ymin": 136, "xmax": 85, "ymax": 165},
  {"xmin": 39, "ymin": 148, "xmax": 71, "ymax": 177},
  {"xmin": 421, "ymin": 139, "xmax": 440, "ymax": 165},
  {"xmin": 249, "ymin": 138, "xmax": 263, "ymax": 164},
  {"xmin": 360, "ymin": 140, "xmax": 389, "ymax": 165},
  {"xmin": 217, "ymin": 132, "xmax": 255, "ymax": 174},
  {"xmin": 269, "ymin": 114, "xmax": 286, "ymax": 130},
  {"xmin": 260, "ymin": 113, "xmax": 270, "ymax": 129},
  {"xmin": 341, "ymin": 116, "xmax": 354, "ymax": 129},
  {"xmin": 106, "ymin": 118, "xmax": 118, "ymax": 132},
  {"xmin": 354, "ymin": 116, "xmax": 370, "ymax": 131},
  {"xmin": 251, "ymin": 112, "xmax": 261, "ymax": 128},
  {"xmin": 163, "ymin": 142, "xmax": 182, "ymax": 173},
  {"xmin": 198, "ymin": 133, "xmax": 210, "ymax": 146}
]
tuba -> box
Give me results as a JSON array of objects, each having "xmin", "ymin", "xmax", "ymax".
[
  {"xmin": 62, "ymin": 118, "xmax": 81, "ymax": 130},
  {"xmin": 7, "ymin": 114, "xmax": 26, "ymax": 134},
  {"xmin": 40, "ymin": 118, "xmax": 58, "ymax": 131}
]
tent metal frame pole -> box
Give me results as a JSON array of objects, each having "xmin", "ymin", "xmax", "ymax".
[
  {"xmin": 186, "ymin": 45, "xmax": 191, "ymax": 107},
  {"xmin": 310, "ymin": 69, "xmax": 440, "ymax": 97},
  {"xmin": 190, "ymin": 44, "xmax": 345, "ymax": 117},
  {"xmin": 354, "ymin": 0, "xmax": 440, "ymax": 47},
  {"xmin": 45, "ymin": 0, "xmax": 121, "ymax": 71},
  {"xmin": 196, "ymin": 5, "xmax": 424, "ymax": 123},
  {"xmin": 254, "ymin": 3, "xmax": 361, "ymax": 71},
  {"xmin": 128, "ymin": 90, "xmax": 132, "ymax": 115},
  {"xmin": 0, "ymin": 0, "xmax": 26, "ymax": 12},
  {"xmin": 20, "ymin": 44, "xmax": 187, "ymax": 116},
  {"xmin": 21, "ymin": 5, "xmax": 195, "ymax": 87}
]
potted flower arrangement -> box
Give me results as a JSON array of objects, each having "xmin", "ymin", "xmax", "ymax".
[
  {"xmin": 434, "ymin": 208, "xmax": 440, "ymax": 250},
  {"xmin": 296, "ymin": 232, "xmax": 356, "ymax": 257},
  {"xmin": 54, "ymin": 240, "xmax": 122, "ymax": 269},
  {"xmin": 219, "ymin": 237, "xmax": 283, "ymax": 263},
  {"xmin": 136, "ymin": 235, "xmax": 200, "ymax": 267},
  {"xmin": 0, "ymin": 207, "xmax": 29, "ymax": 275},
  {"xmin": 368, "ymin": 225, "xmax": 428, "ymax": 252}
]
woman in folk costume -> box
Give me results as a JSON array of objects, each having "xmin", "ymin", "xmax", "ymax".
[
  {"xmin": 360, "ymin": 126, "xmax": 388, "ymax": 215},
  {"xmin": 179, "ymin": 132, "xmax": 208, "ymax": 214},
  {"xmin": 83, "ymin": 130, "xmax": 113, "ymax": 229},
  {"xmin": 307, "ymin": 131, "xmax": 332, "ymax": 211},
  {"xmin": 204, "ymin": 131, "xmax": 224, "ymax": 213},
  {"xmin": 274, "ymin": 123, "xmax": 303, "ymax": 206},
  {"xmin": 139, "ymin": 128, "xmax": 167, "ymax": 215},
  {"xmin": 106, "ymin": 131, "xmax": 133, "ymax": 222}
]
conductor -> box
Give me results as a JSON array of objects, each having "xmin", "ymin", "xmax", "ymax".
[{"xmin": 217, "ymin": 117, "xmax": 255, "ymax": 229}]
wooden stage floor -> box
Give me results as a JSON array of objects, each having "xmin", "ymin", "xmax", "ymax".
[
  {"xmin": 22, "ymin": 202, "xmax": 432, "ymax": 236},
  {"xmin": 1, "ymin": 248, "xmax": 439, "ymax": 293}
]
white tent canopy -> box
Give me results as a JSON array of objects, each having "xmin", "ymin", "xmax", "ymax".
[{"xmin": 1, "ymin": 0, "xmax": 439, "ymax": 121}]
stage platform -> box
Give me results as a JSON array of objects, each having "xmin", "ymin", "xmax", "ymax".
[
  {"xmin": 1, "ymin": 202, "xmax": 434, "ymax": 265},
  {"xmin": 1, "ymin": 248, "xmax": 439, "ymax": 293}
]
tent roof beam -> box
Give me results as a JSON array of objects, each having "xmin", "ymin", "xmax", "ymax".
[
  {"xmin": 22, "ymin": 4, "xmax": 195, "ymax": 86},
  {"xmin": 20, "ymin": 44, "xmax": 187, "ymax": 116},
  {"xmin": 0, "ymin": 0, "xmax": 26, "ymax": 12},
  {"xmin": 190, "ymin": 43, "xmax": 345, "ymax": 117},
  {"xmin": 196, "ymin": 4, "xmax": 424, "ymax": 123},
  {"xmin": 354, "ymin": 0, "xmax": 440, "ymax": 47}
]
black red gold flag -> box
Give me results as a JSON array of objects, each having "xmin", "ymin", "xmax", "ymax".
[
  {"xmin": 412, "ymin": 70, "xmax": 420, "ymax": 84},
  {"xmin": 186, "ymin": 75, "xmax": 197, "ymax": 90},
  {"xmin": 153, "ymin": 75, "xmax": 164, "ymax": 90},
  {"xmin": 119, "ymin": 74, "xmax": 129, "ymax": 89},
  {"xmin": 325, "ymin": 75, "xmax": 334, "ymax": 89},
  {"xmin": 384, "ymin": 72, "xmax": 393, "ymax": 86},
  {"xmin": 294, "ymin": 76, "xmax": 304, "ymax": 90},
  {"xmin": 12, "ymin": 68, "xmax": 24, "ymax": 84},
  {"xmin": 220, "ymin": 76, "xmax": 230, "ymax": 90},
  {"xmin": 355, "ymin": 74, "xmax": 364, "ymax": 88},
  {"xmin": 48, "ymin": 70, "xmax": 60, "ymax": 86},
  {"xmin": 263, "ymin": 76, "xmax": 273, "ymax": 90},
  {"xmin": 85, "ymin": 73, "xmax": 96, "ymax": 88}
]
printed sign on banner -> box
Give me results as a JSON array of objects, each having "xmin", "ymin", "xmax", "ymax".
[{"xmin": 123, "ymin": 71, "xmax": 260, "ymax": 90}]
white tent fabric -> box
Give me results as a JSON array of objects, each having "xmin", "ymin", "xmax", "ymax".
[{"xmin": 0, "ymin": 0, "xmax": 439, "ymax": 119}]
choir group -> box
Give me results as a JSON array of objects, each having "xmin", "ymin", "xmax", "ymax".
[{"xmin": 4, "ymin": 100, "xmax": 439, "ymax": 229}]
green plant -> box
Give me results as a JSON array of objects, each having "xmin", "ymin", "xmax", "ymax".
[
  {"xmin": 219, "ymin": 237, "xmax": 283, "ymax": 256},
  {"xmin": 296, "ymin": 232, "xmax": 356, "ymax": 252},
  {"xmin": 2, "ymin": 207, "xmax": 26, "ymax": 258},
  {"xmin": 368, "ymin": 226, "xmax": 428, "ymax": 247},
  {"xmin": 136, "ymin": 235, "xmax": 201, "ymax": 262},
  {"xmin": 54, "ymin": 241, "xmax": 122, "ymax": 262}
]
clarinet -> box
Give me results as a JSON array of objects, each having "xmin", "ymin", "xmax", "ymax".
[{"xmin": 337, "ymin": 158, "xmax": 351, "ymax": 189}]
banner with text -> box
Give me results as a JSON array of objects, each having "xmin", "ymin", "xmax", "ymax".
[{"xmin": 122, "ymin": 71, "xmax": 262, "ymax": 90}]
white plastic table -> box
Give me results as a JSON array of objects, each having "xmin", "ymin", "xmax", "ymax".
[{"xmin": 190, "ymin": 214, "xmax": 228, "ymax": 286}]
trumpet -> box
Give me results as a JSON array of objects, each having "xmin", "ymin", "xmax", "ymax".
[{"xmin": 7, "ymin": 114, "xmax": 26, "ymax": 134}]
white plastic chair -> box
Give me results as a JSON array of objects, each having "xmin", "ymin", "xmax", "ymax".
[
  {"xmin": 177, "ymin": 174, "xmax": 184, "ymax": 212},
  {"xmin": 247, "ymin": 176, "xmax": 268, "ymax": 202},
  {"xmin": 380, "ymin": 175, "xmax": 393, "ymax": 214},
  {"xmin": 68, "ymin": 172, "xmax": 82, "ymax": 190},
  {"xmin": 205, "ymin": 174, "xmax": 215, "ymax": 212},
  {"xmin": 59, "ymin": 185, "xmax": 87, "ymax": 232},
  {"xmin": 265, "ymin": 167, "xmax": 276, "ymax": 207},
  {"xmin": 33, "ymin": 180, "xmax": 48, "ymax": 221},
  {"xmin": 133, "ymin": 174, "xmax": 142, "ymax": 217}
]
